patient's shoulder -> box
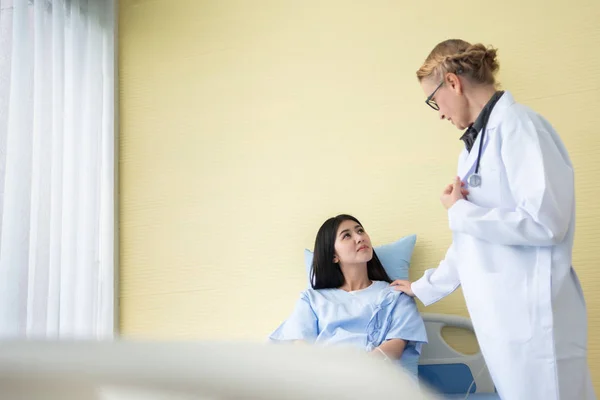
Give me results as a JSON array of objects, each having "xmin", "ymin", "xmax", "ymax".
[
  {"xmin": 299, "ymin": 287, "xmax": 336, "ymax": 303},
  {"xmin": 371, "ymin": 280, "xmax": 392, "ymax": 291}
]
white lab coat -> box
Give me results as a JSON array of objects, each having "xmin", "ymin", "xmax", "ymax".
[{"xmin": 412, "ymin": 91, "xmax": 596, "ymax": 400}]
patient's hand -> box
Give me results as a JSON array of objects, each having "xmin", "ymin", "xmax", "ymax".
[{"xmin": 390, "ymin": 280, "xmax": 415, "ymax": 297}]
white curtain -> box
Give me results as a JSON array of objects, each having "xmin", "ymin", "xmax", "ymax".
[{"xmin": 0, "ymin": 0, "xmax": 115, "ymax": 339}]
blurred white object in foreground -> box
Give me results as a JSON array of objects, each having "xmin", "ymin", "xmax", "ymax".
[{"xmin": 0, "ymin": 341, "xmax": 439, "ymax": 399}]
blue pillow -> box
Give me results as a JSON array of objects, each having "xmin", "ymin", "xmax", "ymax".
[{"xmin": 303, "ymin": 234, "xmax": 417, "ymax": 286}]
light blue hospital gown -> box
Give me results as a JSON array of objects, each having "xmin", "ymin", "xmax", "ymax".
[{"xmin": 268, "ymin": 280, "xmax": 428, "ymax": 376}]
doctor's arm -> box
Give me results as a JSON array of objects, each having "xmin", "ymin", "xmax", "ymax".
[
  {"xmin": 393, "ymin": 243, "xmax": 461, "ymax": 306},
  {"xmin": 448, "ymin": 115, "xmax": 573, "ymax": 247}
]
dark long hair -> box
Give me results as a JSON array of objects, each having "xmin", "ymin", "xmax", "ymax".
[{"xmin": 310, "ymin": 214, "xmax": 391, "ymax": 290}]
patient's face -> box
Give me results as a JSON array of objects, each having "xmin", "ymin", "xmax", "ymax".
[{"xmin": 333, "ymin": 219, "xmax": 373, "ymax": 266}]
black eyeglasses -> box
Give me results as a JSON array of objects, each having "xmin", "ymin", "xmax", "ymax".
[{"xmin": 425, "ymin": 80, "xmax": 444, "ymax": 111}]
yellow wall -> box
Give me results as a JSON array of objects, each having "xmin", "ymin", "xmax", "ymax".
[{"xmin": 119, "ymin": 0, "xmax": 600, "ymax": 391}]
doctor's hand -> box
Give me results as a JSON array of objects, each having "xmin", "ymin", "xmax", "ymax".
[
  {"xmin": 390, "ymin": 280, "xmax": 415, "ymax": 297},
  {"xmin": 441, "ymin": 177, "xmax": 468, "ymax": 210}
]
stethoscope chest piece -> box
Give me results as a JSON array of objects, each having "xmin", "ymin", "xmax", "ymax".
[{"xmin": 468, "ymin": 173, "xmax": 482, "ymax": 188}]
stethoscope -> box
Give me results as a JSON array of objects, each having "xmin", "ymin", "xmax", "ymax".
[
  {"xmin": 467, "ymin": 125, "xmax": 485, "ymax": 188},
  {"xmin": 465, "ymin": 90, "xmax": 504, "ymax": 188}
]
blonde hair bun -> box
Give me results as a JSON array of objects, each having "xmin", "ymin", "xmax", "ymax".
[{"xmin": 417, "ymin": 39, "xmax": 500, "ymax": 86}]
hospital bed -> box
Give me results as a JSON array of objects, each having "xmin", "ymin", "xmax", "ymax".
[
  {"xmin": 0, "ymin": 314, "xmax": 499, "ymax": 399},
  {"xmin": 419, "ymin": 313, "xmax": 500, "ymax": 399},
  {"xmin": 0, "ymin": 339, "xmax": 440, "ymax": 400}
]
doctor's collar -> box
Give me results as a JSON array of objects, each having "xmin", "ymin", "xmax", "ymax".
[{"xmin": 459, "ymin": 90, "xmax": 505, "ymax": 152}]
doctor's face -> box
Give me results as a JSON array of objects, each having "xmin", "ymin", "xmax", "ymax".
[
  {"xmin": 333, "ymin": 219, "xmax": 373, "ymax": 267},
  {"xmin": 421, "ymin": 76, "xmax": 470, "ymax": 130}
]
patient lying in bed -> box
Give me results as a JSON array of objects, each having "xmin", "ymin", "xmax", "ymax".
[{"xmin": 269, "ymin": 214, "xmax": 427, "ymax": 376}]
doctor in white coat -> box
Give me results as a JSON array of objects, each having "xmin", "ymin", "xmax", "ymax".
[{"xmin": 391, "ymin": 39, "xmax": 596, "ymax": 400}]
